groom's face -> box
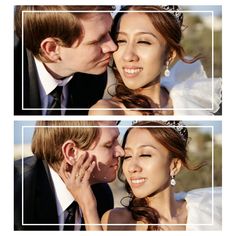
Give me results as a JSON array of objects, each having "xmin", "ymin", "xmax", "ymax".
[
  {"xmin": 59, "ymin": 13, "xmax": 117, "ymax": 75},
  {"xmin": 88, "ymin": 122, "xmax": 124, "ymax": 183}
]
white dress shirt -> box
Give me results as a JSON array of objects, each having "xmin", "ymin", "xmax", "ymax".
[{"xmin": 34, "ymin": 58, "xmax": 73, "ymax": 115}]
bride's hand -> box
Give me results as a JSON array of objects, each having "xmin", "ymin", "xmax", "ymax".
[
  {"xmin": 59, "ymin": 152, "xmax": 103, "ymax": 230},
  {"xmin": 59, "ymin": 152, "xmax": 97, "ymax": 211}
]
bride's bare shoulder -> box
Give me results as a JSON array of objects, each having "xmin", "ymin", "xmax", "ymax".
[
  {"xmin": 89, "ymin": 99, "xmax": 124, "ymax": 115},
  {"xmin": 101, "ymin": 207, "xmax": 136, "ymax": 230}
]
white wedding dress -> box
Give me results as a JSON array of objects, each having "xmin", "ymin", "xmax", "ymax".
[
  {"xmin": 103, "ymin": 60, "xmax": 222, "ymax": 115},
  {"xmin": 175, "ymin": 187, "xmax": 222, "ymax": 230},
  {"xmin": 161, "ymin": 60, "xmax": 222, "ymax": 115}
]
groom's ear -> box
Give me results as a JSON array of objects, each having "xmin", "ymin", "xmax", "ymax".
[
  {"xmin": 40, "ymin": 37, "xmax": 61, "ymax": 62},
  {"xmin": 61, "ymin": 140, "xmax": 79, "ymax": 165}
]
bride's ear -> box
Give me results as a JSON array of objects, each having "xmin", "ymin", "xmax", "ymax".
[
  {"xmin": 170, "ymin": 158, "xmax": 182, "ymax": 176},
  {"xmin": 168, "ymin": 50, "xmax": 177, "ymax": 63},
  {"xmin": 164, "ymin": 50, "xmax": 176, "ymax": 70},
  {"xmin": 61, "ymin": 140, "xmax": 79, "ymax": 165}
]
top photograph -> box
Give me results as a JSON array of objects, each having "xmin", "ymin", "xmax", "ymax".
[{"xmin": 14, "ymin": 5, "xmax": 222, "ymax": 116}]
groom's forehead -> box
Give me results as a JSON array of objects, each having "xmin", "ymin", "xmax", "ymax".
[{"xmin": 100, "ymin": 126, "xmax": 120, "ymax": 141}]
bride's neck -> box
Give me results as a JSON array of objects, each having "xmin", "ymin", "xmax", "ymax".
[
  {"xmin": 148, "ymin": 188, "xmax": 187, "ymax": 224},
  {"xmin": 138, "ymin": 82, "xmax": 164, "ymax": 107},
  {"xmin": 148, "ymin": 188, "xmax": 177, "ymax": 219}
]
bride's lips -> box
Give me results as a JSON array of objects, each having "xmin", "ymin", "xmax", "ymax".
[
  {"xmin": 129, "ymin": 177, "xmax": 146, "ymax": 188},
  {"xmin": 122, "ymin": 66, "xmax": 143, "ymax": 78}
]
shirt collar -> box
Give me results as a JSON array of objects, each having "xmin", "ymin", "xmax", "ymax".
[
  {"xmin": 49, "ymin": 165, "xmax": 75, "ymax": 215},
  {"xmin": 34, "ymin": 57, "xmax": 73, "ymax": 95}
]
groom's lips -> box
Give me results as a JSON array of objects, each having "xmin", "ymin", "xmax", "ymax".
[
  {"xmin": 99, "ymin": 56, "xmax": 111, "ymax": 64},
  {"xmin": 110, "ymin": 162, "xmax": 119, "ymax": 170}
]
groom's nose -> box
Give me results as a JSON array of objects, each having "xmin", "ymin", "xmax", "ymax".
[
  {"xmin": 114, "ymin": 143, "xmax": 125, "ymax": 158},
  {"xmin": 101, "ymin": 34, "xmax": 118, "ymax": 54}
]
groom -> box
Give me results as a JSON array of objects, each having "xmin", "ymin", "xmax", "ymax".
[
  {"xmin": 14, "ymin": 120, "xmax": 124, "ymax": 230},
  {"xmin": 14, "ymin": 6, "xmax": 117, "ymax": 115}
]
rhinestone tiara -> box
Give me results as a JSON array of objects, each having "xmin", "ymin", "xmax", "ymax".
[
  {"xmin": 164, "ymin": 120, "xmax": 188, "ymax": 142},
  {"xmin": 131, "ymin": 120, "xmax": 188, "ymax": 142},
  {"xmin": 159, "ymin": 5, "xmax": 183, "ymax": 25},
  {"xmin": 120, "ymin": 5, "xmax": 183, "ymax": 26}
]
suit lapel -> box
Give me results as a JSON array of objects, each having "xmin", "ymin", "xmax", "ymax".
[
  {"xmin": 25, "ymin": 49, "xmax": 42, "ymax": 114},
  {"xmin": 20, "ymin": 156, "xmax": 59, "ymax": 230},
  {"xmin": 65, "ymin": 72, "xmax": 107, "ymax": 115},
  {"xmin": 35, "ymin": 159, "xmax": 58, "ymax": 225}
]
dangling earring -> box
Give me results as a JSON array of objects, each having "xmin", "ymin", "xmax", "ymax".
[
  {"xmin": 164, "ymin": 62, "xmax": 170, "ymax": 77},
  {"xmin": 170, "ymin": 175, "xmax": 176, "ymax": 186}
]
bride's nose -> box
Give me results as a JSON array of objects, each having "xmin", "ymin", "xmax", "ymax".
[
  {"xmin": 122, "ymin": 44, "xmax": 139, "ymax": 62},
  {"xmin": 128, "ymin": 157, "xmax": 142, "ymax": 173}
]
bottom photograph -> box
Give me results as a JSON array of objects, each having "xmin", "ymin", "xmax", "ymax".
[{"xmin": 14, "ymin": 120, "xmax": 222, "ymax": 231}]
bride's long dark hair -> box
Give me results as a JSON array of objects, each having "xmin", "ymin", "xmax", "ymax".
[
  {"xmin": 111, "ymin": 6, "xmax": 202, "ymax": 115},
  {"xmin": 118, "ymin": 121, "xmax": 205, "ymax": 230}
]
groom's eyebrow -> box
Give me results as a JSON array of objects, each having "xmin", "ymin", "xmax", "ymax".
[
  {"xmin": 86, "ymin": 34, "xmax": 104, "ymax": 44},
  {"xmin": 104, "ymin": 132, "xmax": 120, "ymax": 145},
  {"xmin": 86, "ymin": 30, "xmax": 111, "ymax": 45}
]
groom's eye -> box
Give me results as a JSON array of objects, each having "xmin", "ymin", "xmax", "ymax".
[
  {"xmin": 104, "ymin": 142, "xmax": 113, "ymax": 148},
  {"xmin": 87, "ymin": 34, "xmax": 106, "ymax": 45}
]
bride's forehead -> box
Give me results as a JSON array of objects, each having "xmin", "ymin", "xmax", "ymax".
[{"xmin": 119, "ymin": 12, "xmax": 152, "ymax": 25}]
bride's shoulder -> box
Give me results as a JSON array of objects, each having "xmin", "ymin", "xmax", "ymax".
[
  {"xmin": 103, "ymin": 207, "xmax": 132, "ymax": 221},
  {"xmin": 101, "ymin": 207, "xmax": 135, "ymax": 230},
  {"xmin": 89, "ymin": 99, "xmax": 124, "ymax": 115}
]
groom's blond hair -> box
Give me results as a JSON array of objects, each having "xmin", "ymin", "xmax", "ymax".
[{"xmin": 31, "ymin": 120, "xmax": 99, "ymax": 167}]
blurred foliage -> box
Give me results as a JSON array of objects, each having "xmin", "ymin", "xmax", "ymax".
[
  {"xmin": 181, "ymin": 14, "xmax": 222, "ymax": 78},
  {"xmin": 176, "ymin": 129, "xmax": 222, "ymax": 192}
]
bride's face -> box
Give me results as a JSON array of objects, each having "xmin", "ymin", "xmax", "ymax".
[
  {"xmin": 113, "ymin": 12, "xmax": 168, "ymax": 90},
  {"xmin": 122, "ymin": 128, "xmax": 172, "ymax": 198}
]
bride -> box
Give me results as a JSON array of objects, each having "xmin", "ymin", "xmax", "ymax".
[
  {"xmin": 89, "ymin": 5, "xmax": 222, "ymax": 115},
  {"xmin": 59, "ymin": 121, "xmax": 222, "ymax": 230}
]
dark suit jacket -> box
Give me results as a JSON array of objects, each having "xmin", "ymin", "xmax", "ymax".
[
  {"xmin": 14, "ymin": 34, "xmax": 107, "ymax": 115},
  {"xmin": 14, "ymin": 156, "xmax": 114, "ymax": 230}
]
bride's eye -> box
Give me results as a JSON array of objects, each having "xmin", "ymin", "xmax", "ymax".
[
  {"xmin": 123, "ymin": 155, "xmax": 132, "ymax": 160},
  {"xmin": 116, "ymin": 39, "xmax": 126, "ymax": 44},
  {"xmin": 137, "ymin": 40, "xmax": 151, "ymax": 45},
  {"xmin": 139, "ymin": 154, "xmax": 152, "ymax": 158}
]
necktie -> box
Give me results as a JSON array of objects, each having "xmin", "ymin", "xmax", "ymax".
[
  {"xmin": 63, "ymin": 201, "xmax": 78, "ymax": 230},
  {"xmin": 47, "ymin": 86, "xmax": 63, "ymax": 115}
]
